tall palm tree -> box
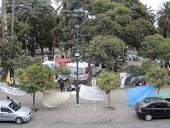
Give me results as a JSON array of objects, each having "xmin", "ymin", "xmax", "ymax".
[
  {"xmin": 157, "ymin": 1, "xmax": 170, "ymax": 38},
  {"xmin": 146, "ymin": 6, "xmax": 155, "ymax": 24}
]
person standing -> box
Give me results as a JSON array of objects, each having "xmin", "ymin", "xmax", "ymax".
[{"xmin": 59, "ymin": 79, "xmax": 64, "ymax": 92}]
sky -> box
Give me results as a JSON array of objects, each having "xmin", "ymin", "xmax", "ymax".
[{"xmin": 139, "ymin": 0, "xmax": 169, "ymax": 12}]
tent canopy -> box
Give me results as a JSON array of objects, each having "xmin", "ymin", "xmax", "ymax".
[
  {"xmin": 66, "ymin": 61, "xmax": 89, "ymax": 68},
  {"xmin": 55, "ymin": 58, "xmax": 72, "ymax": 64},
  {"xmin": 42, "ymin": 61, "xmax": 58, "ymax": 70}
]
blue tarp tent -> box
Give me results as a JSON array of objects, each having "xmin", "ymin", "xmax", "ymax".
[{"xmin": 127, "ymin": 85, "xmax": 156, "ymax": 106}]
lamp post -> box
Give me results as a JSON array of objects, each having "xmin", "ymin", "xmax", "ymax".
[{"xmin": 75, "ymin": 51, "xmax": 80, "ymax": 106}]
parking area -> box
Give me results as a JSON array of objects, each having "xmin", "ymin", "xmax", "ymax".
[{"xmin": 1, "ymin": 88, "xmax": 170, "ymax": 128}]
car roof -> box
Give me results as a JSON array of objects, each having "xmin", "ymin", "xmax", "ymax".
[
  {"xmin": 144, "ymin": 97, "xmax": 167, "ymax": 103},
  {"xmin": 0, "ymin": 100, "xmax": 11, "ymax": 107},
  {"xmin": 137, "ymin": 97, "xmax": 168, "ymax": 108}
]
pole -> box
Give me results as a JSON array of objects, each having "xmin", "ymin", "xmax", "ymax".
[{"xmin": 76, "ymin": 59, "xmax": 80, "ymax": 106}]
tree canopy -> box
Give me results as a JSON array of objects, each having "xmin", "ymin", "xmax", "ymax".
[
  {"xmin": 97, "ymin": 71, "xmax": 120, "ymax": 107},
  {"xmin": 16, "ymin": 64, "xmax": 55, "ymax": 109}
]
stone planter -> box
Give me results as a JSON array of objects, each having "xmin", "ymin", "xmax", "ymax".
[{"xmin": 43, "ymin": 90, "xmax": 71, "ymax": 108}]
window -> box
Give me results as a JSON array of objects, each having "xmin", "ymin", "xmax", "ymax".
[
  {"xmin": 154, "ymin": 103, "xmax": 162, "ymax": 108},
  {"xmin": 147, "ymin": 104, "xmax": 155, "ymax": 108},
  {"xmin": 1, "ymin": 107, "xmax": 12, "ymax": 113},
  {"xmin": 161, "ymin": 103, "xmax": 168, "ymax": 108}
]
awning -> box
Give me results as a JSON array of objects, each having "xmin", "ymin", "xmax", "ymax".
[{"xmin": 55, "ymin": 58, "xmax": 73, "ymax": 64}]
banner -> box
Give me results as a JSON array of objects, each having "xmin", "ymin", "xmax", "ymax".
[
  {"xmin": 79, "ymin": 84, "xmax": 104, "ymax": 101},
  {"xmin": 0, "ymin": 83, "xmax": 27, "ymax": 96},
  {"xmin": 120, "ymin": 72, "xmax": 126, "ymax": 88},
  {"xmin": 6, "ymin": 70, "xmax": 12, "ymax": 85},
  {"xmin": 127, "ymin": 85, "xmax": 155, "ymax": 106}
]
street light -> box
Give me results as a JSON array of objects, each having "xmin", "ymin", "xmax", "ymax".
[{"xmin": 75, "ymin": 51, "xmax": 80, "ymax": 107}]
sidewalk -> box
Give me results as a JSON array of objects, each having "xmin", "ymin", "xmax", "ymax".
[{"xmin": 1, "ymin": 87, "xmax": 170, "ymax": 128}]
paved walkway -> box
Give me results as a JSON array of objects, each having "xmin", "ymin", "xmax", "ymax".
[{"xmin": 1, "ymin": 87, "xmax": 170, "ymax": 128}]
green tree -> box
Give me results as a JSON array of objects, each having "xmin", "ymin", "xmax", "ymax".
[
  {"xmin": 138, "ymin": 34, "xmax": 165, "ymax": 60},
  {"xmin": 13, "ymin": 0, "xmax": 56, "ymax": 57},
  {"xmin": 88, "ymin": 35, "xmax": 125, "ymax": 69},
  {"xmin": 156, "ymin": 38, "xmax": 170, "ymax": 60},
  {"xmin": 54, "ymin": 64, "xmax": 71, "ymax": 76},
  {"xmin": 0, "ymin": 36, "xmax": 32, "ymax": 69},
  {"xmin": 122, "ymin": 18, "xmax": 156, "ymax": 49},
  {"xmin": 146, "ymin": 65, "xmax": 168, "ymax": 94},
  {"xmin": 97, "ymin": 71, "xmax": 120, "ymax": 107},
  {"xmin": 16, "ymin": 64, "xmax": 55, "ymax": 110},
  {"xmin": 157, "ymin": 1, "xmax": 170, "ymax": 38}
]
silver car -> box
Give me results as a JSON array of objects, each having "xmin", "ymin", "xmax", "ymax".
[{"xmin": 0, "ymin": 99, "xmax": 32, "ymax": 124}]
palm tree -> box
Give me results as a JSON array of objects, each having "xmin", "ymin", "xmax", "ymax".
[
  {"xmin": 146, "ymin": 6, "xmax": 155, "ymax": 24},
  {"xmin": 157, "ymin": 1, "xmax": 170, "ymax": 38}
]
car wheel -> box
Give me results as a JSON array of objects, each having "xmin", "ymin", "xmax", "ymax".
[
  {"xmin": 145, "ymin": 114, "xmax": 152, "ymax": 121},
  {"xmin": 15, "ymin": 117, "xmax": 23, "ymax": 124}
]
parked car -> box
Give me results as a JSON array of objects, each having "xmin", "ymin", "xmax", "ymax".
[
  {"xmin": 0, "ymin": 98, "xmax": 32, "ymax": 124},
  {"xmin": 135, "ymin": 97, "xmax": 170, "ymax": 121}
]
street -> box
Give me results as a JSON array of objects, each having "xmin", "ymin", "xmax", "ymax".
[{"xmin": 1, "ymin": 87, "xmax": 170, "ymax": 128}]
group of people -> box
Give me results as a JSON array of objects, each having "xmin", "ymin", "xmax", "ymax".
[{"xmin": 135, "ymin": 81, "xmax": 147, "ymax": 87}]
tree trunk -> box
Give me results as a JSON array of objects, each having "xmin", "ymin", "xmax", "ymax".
[
  {"xmin": 157, "ymin": 87, "xmax": 160, "ymax": 95},
  {"xmin": 167, "ymin": 29, "xmax": 170, "ymax": 38},
  {"xmin": 108, "ymin": 91, "xmax": 111, "ymax": 107},
  {"xmin": 32, "ymin": 93, "xmax": 35, "ymax": 111},
  {"xmin": 40, "ymin": 47, "xmax": 44, "ymax": 60},
  {"xmin": 2, "ymin": 0, "xmax": 8, "ymax": 38},
  {"xmin": 49, "ymin": 47, "xmax": 52, "ymax": 55},
  {"xmin": 30, "ymin": 48, "xmax": 35, "ymax": 58},
  {"xmin": 11, "ymin": 0, "xmax": 15, "ymax": 35}
]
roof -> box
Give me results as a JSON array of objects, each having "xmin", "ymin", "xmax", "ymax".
[
  {"xmin": 0, "ymin": 100, "xmax": 11, "ymax": 107},
  {"xmin": 142, "ymin": 97, "xmax": 168, "ymax": 105},
  {"xmin": 66, "ymin": 61, "xmax": 89, "ymax": 68},
  {"xmin": 55, "ymin": 58, "xmax": 72, "ymax": 64}
]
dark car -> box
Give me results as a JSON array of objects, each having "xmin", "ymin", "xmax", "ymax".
[{"xmin": 135, "ymin": 97, "xmax": 170, "ymax": 121}]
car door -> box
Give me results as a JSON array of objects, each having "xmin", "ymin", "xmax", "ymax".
[
  {"xmin": 151, "ymin": 103, "xmax": 165, "ymax": 117},
  {"xmin": 0, "ymin": 106, "xmax": 14, "ymax": 121},
  {"xmin": 163, "ymin": 103, "xmax": 170, "ymax": 117}
]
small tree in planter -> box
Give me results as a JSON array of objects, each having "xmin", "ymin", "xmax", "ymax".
[
  {"xmin": 16, "ymin": 64, "xmax": 55, "ymax": 110},
  {"xmin": 97, "ymin": 71, "xmax": 121, "ymax": 108},
  {"xmin": 146, "ymin": 65, "xmax": 168, "ymax": 94}
]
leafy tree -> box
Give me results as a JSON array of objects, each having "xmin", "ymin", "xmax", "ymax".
[
  {"xmin": 54, "ymin": 64, "xmax": 71, "ymax": 76},
  {"xmin": 121, "ymin": 18, "xmax": 156, "ymax": 49},
  {"xmin": 133, "ymin": 60, "xmax": 156, "ymax": 76},
  {"xmin": 16, "ymin": 64, "xmax": 55, "ymax": 110},
  {"xmin": 146, "ymin": 65, "xmax": 168, "ymax": 94},
  {"xmin": 157, "ymin": 1, "xmax": 170, "ymax": 38},
  {"xmin": 138, "ymin": 34, "xmax": 165, "ymax": 60},
  {"xmin": 13, "ymin": 0, "xmax": 56, "ymax": 57},
  {"xmin": 145, "ymin": 6, "xmax": 156, "ymax": 24},
  {"xmin": 88, "ymin": 35, "xmax": 126, "ymax": 71},
  {"xmin": 0, "ymin": 36, "xmax": 32, "ymax": 69},
  {"xmin": 97, "ymin": 71, "xmax": 120, "ymax": 107},
  {"xmin": 156, "ymin": 38, "xmax": 170, "ymax": 60}
]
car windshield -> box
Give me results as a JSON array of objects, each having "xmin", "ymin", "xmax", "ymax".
[{"xmin": 8, "ymin": 101, "xmax": 21, "ymax": 111}]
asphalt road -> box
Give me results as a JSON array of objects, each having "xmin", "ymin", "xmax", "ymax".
[{"xmin": 1, "ymin": 88, "xmax": 170, "ymax": 128}]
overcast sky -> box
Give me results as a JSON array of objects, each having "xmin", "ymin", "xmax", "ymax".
[{"xmin": 139, "ymin": 0, "xmax": 169, "ymax": 12}]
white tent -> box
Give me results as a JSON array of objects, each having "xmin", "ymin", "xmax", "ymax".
[
  {"xmin": 66, "ymin": 61, "xmax": 90, "ymax": 80},
  {"xmin": 42, "ymin": 61, "xmax": 58, "ymax": 70},
  {"xmin": 66, "ymin": 61, "xmax": 89, "ymax": 68}
]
